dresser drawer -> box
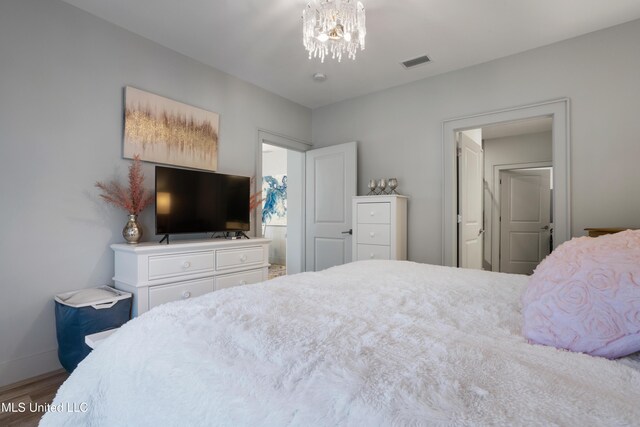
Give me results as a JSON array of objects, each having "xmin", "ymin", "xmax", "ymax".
[
  {"xmin": 148, "ymin": 251, "xmax": 214, "ymax": 280},
  {"xmin": 216, "ymin": 246, "xmax": 264, "ymax": 270},
  {"xmin": 148, "ymin": 277, "xmax": 214, "ymax": 309},
  {"xmin": 357, "ymin": 202, "xmax": 390, "ymax": 224},
  {"xmin": 215, "ymin": 269, "xmax": 264, "ymax": 291},
  {"xmin": 357, "ymin": 244, "xmax": 390, "ymax": 261},
  {"xmin": 357, "ymin": 224, "xmax": 390, "ymax": 246}
]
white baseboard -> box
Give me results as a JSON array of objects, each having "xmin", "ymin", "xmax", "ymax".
[{"xmin": 0, "ymin": 349, "xmax": 62, "ymax": 388}]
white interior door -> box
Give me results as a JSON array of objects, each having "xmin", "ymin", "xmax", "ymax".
[
  {"xmin": 500, "ymin": 169, "xmax": 551, "ymax": 274},
  {"xmin": 305, "ymin": 142, "xmax": 357, "ymax": 271},
  {"xmin": 458, "ymin": 133, "xmax": 484, "ymax": 269}
]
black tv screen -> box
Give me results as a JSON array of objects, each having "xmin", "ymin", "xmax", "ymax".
[{"xmin": 155, "ymin": 166, "xmax": 250, "ymax": 235}]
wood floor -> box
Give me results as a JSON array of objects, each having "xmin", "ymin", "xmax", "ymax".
[{"xmin": 0, "ymin": 370, "xmax": 68, "ymax": 427}]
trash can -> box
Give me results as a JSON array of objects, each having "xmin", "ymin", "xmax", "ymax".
[{"xmin": 55, "ymin": 286, "xmax": 132, "ymax": 372}]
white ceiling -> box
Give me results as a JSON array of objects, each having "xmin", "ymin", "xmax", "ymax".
[
  {"xmin": 482, "ymin": 116, "xmax": 553, "ymax": 140},
  {"xmin": 61, "ymin": 0, "xmax": 640, "ymax": 109},
  {"xmin": 262, "ymin": 143, "xmax": 286, "ymax": 154}
]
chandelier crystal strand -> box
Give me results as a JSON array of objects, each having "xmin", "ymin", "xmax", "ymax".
[{"xmin": 302, "ymin": 0, "xmax": 366, "ymax": 63}]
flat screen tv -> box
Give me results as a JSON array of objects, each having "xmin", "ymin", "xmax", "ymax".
[{"xmin": 155, "ymin": 166, "xmax": 250, "ymax": 235}]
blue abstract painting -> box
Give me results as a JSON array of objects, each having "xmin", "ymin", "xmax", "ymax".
[{"xmin": 262, "ymin": 175, "xmax": 287, "ymax": 225}]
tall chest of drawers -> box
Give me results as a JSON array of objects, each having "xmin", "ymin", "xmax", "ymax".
[
  {"xmin": 112, "ymin": 238, "xmax": 270, "ymax": 316},
  {"xmin": 352, "ymin": 195, "xmax": 408, "ymax": 261}
]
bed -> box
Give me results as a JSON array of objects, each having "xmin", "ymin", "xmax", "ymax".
[{"xmin": 41, "ymin": 260, "xmax": 640, "ymax": 426}]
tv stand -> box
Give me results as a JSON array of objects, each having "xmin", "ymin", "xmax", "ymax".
[
  {"xmin": 112, "ymin": 238, "xmax": 271, "ymax": 317},
  {"xmin": 216, "ymin": 231, "xmax": 250, "ymax": 240},
  {"xmin": 159, "ymin": 234, "xmax": 170, "ymax": 244}
]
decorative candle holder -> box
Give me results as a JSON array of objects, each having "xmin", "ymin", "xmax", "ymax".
[
  {"xmin": 378, "ymin": 178, "xmax": 387, "ymax": 195},
  {"xmin": 367, "ymin": 179, "xmax": 377, "ymax": 195},
  {"xmin": 388, "ymin": 178, "xmax": 399, "ymax": 194}
]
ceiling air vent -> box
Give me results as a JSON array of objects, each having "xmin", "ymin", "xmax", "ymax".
[{"xmin": 401, "ymin": 55, "xmax": 431, "ymax": 69}]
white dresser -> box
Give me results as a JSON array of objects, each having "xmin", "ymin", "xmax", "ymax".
[
  {"xmin": 352, "ymin": 195, "xmax": 408, "ymax": 261},
  {"xmin": 112, "ymin": 238, "xmax": 270, "ymax": 316}
]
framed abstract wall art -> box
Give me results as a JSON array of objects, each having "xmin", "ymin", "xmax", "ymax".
[
  {"xmin": 123, "ymin": 86, "xmax": 219, "ymax": 171},
  {"xmin": 262, "ymin": 174, "xmax": 287, "ymax": 226}
]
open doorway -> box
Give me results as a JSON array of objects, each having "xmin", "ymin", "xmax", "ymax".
[
  {"xmin": 456, "ymin": 116, "xmax": 555, "ymax": 274},
  {"xmin": 262, "ymin": 143, "xmax": 288, "ymax": 279},
  {"xmin": 483, "ymin": 118, "xmax": 553, "ymax": 274},
  {"xmin": 443, "ymin": 99, "xmax": 570, "ymax": 269},
  {"xmin": 256, "ymin": 131, "xmax": 357, "ymax": 276},
  {"xmin": 256, "ymin": 130, "xmax": 309, "ymax": 278}
]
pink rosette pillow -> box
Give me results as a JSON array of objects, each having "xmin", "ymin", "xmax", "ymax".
[{"xmin": 522, "ymin": 230, "xmax": 640, "ymax": 359}]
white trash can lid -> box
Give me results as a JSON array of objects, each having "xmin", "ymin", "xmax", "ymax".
[{"xmin": 55, "ymin": 286, "xmax": 131, "ymax": 309}]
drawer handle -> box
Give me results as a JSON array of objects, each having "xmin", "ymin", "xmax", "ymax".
[
  {"xmin": 182, "ymin": 291, "xmax": 191, "ymax": 299},
  {"xmin": 369, "ymin": 232, "xmax": 375, "ymax": 237},
  {"xmin": 182, "ymin": 261, "xmax": 191, "ymax": 269},
  {"xmin": 370, "ymin": 253, "xmax": 375, "ymax": 259},
  {"xmin": 239, "ymin": 280, "xmax": 247, "ymax": 286},
  {"xmin": 239, "ymin": 254, "xmax": 247, "ymax": 263},
  {"xmin": 370, "ymin": 211, "xmax": 375, "ymax": 216}
]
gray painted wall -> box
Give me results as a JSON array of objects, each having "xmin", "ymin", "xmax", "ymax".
[
  {"xmin": 0, "ymin": 0, "xmax": 311, "ymax": 386},
  {"xmin": 312, "ymin": 18, "xmax": 640, "ymax": 264},
  {"xmin": 483, "ymin": 132, "xmax": 553, "ymax": 270}
]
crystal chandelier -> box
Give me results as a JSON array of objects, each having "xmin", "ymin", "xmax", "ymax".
[{"xmin": 302, "ymin": 0, "xmax": 366, "ymax": 62}]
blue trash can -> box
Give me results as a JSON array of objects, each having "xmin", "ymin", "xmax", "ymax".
[{"xmin": 54, "ymin": 286, "xmax": 132, "ymax": 373}]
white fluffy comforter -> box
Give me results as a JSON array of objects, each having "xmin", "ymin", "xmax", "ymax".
[{"xmin": 42, "ymin": 261, "xmax": 640, "ymax": 426}]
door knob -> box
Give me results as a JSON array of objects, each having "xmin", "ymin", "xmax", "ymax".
[
  {"xmin": 478, "ymin": 229, "xmax": 485, "ymax": 236},
  {"xmin": 341, "ymin": 229, "xmax": 352, "ymax": 235},
  {"xmin": 540, "ymin": 225, "xmax": 550, "ymax": 230}
]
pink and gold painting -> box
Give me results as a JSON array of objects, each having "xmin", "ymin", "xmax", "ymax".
[{"xmin": 123, "ymin": 87, "xmax": 219, "ymax": 171}]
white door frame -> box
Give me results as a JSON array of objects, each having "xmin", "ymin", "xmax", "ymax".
[
  {"xmin": 491, "ymin": 161, "xmax": 552, "ymax": 271},
  {"xmin": 255, "ymin": 129, "xmax": 312, "ymax": 272},
  {"xmin": 442, "ymin": 98, "xmax": 570, "ymax": 267}
]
